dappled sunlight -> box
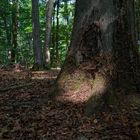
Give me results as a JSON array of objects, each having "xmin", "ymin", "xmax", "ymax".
[
  {"xmin": 0, "ymin": 69, "xmax": 59, "ymax": 93},
  {"xmin": 91, "ymin": 73, "xmax": 107, "ymax": 96},
  {"xmin": 55, "ymin": 82, "xmax": 92, "ymax": 103},
  {"xmin": 55, "ymin": 72, "xmax": 107, "ymax": 104},
  {"xmin": 31, "ymin": 70, "xmax": 60, "ymax": 80}
]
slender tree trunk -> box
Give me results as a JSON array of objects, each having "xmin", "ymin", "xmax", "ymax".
[
  {"xmin": 64, "ymin": 1, "xmax": 69, "ymax": 50},
  {"xmin": 32, "ymin": 0, "xmax": 43, "ymax": 69},
  {"xmin": 54, "ymin": 0, "xmax": 140, "ymax": 114},
  {"xmin": 51, "ymin": 7, "xmax": 56, "ymax": 67},
  {"xmin": 2, "ymin": 14, "xmax": 12, "ymax": 64},
  {"xmin": 135, "ymin": 0, "xmax": 140, "ymax": 41},
  {"xmin": 11, "ymin": 0, "xmax": 18, "ymax": 63},
  {"xmin": 2, "ymin": 15, "xmax": 11, "ymax": 48},
  {"xmin": 56, "ymin": 0, "xmax": 60, "ymax": 67},
  {"xmin": 44, "ymin": 0, "xmax": 55, "ymax": 67}
]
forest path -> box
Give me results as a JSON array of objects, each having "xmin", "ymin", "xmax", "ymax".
[{"xmin": 0, "ymin": 69, "xmax": 140, "ymax": 140}]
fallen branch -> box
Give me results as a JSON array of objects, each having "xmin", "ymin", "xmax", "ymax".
[{"xmin": 0, "ymin": 82, "xmax": 34, "ymax": 92}]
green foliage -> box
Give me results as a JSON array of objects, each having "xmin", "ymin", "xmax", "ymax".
[
  {"xmin": 50, "ymin": 1, "xmax": 75, "ymax": 67},
  {"xmin": 0, "ymin": 0, "xmax": 140, "ymax": 67},
  {"xmin": 0, "ymin": 0, "xmax": 75, "ymax": 67}
]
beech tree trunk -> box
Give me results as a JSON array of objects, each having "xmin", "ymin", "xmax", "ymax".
[
  {"xmin": 32, "ymin": 0, "xmax": 43, "ymax": 68},
  {"xmin": 50, "ymin": 6, "xmax": 56, "ymax": 67},
  {"xmin": 55, "ymin": 0, "xmax": 140, "ymax": 114},
  {"xmin": 44, "ymin": 0, "xmax": 55, "ymax": 66},
  {"xmin": 56, "ymin": 0, "xmax": 60, "ymax": 66}
]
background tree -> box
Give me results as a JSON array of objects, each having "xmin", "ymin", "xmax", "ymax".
[
  {"xmin": 0, "ymin": 0, "xmax": 139, "ymax": 71},
  {"xmin": 0, "ymin": 0, "xmax": 34, "ymax": 66},
  {"xmin": 31, "ymin": 0, "xmax": 43, "ymax": 69},
  {"xmin": 55, "ymin": 0, "xmax": 60, "ymax": 66},
  {"xmin": 0, "ymin": 0, "xmax": 75, "ymax": 68},
  {"xmin": 18, "ymin": 0, "xmax": 33, "ymax": 66},
  {"xmin": 55, "ymin": 0, "xmax": 140, "ymax": 114},
  {"xmin": 44, "ymin": 0, "xmax": 55, "ymax": 67},
  {"xmin": 50, "ymin": 0, "xmax": 75, "ymax": 67},
  {"xmin": 11, "ymin": 0, "xmax": 19, "ymax": 63},
  {"xmin": 0, "ymin": 0, "xmax": 12, "ymax": 64},
  {"xmin": 135, "ymin": 0, "xmax": 140, "ymax": 50}
]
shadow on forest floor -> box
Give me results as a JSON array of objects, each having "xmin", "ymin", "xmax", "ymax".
[{"xmin": 0, "ymin": 69, "xmax": 140, "ymax": 140}]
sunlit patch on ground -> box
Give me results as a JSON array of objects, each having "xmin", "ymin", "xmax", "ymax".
[
  {"xmin": 31, "ymin": 70, "xmax": 59, "ymax": 80},
  {"xmin": 55, "ymin": 82, "xmax": 93, "ymax": 103}
]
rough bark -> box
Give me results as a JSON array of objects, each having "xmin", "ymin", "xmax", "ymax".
[
  {"xmin": 54, "ymin": 0, "xmax": 140, "ymax": 114},
  {"xmin": 32, "ymin": 0, "xmax": 43, "ymax": 68},
  {"xmin": 44, "ymin": 0, "xmax": 55, "ymax": 66}
]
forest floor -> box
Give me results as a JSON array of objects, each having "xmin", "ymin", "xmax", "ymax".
[{"xmin": 0, "ymin": 67, "xmax": 140, "ymax": 140}]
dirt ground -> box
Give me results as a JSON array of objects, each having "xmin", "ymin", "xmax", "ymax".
[{"xmin": 0, "ymin": 69, "xmax": 140, "ymax": 140}]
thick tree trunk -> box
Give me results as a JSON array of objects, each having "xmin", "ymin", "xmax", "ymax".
[
  {"xmin": 54, "ymin": 0, "xmax": 140, "ymax": 114},
  {"xmin": 32, "ymin": 0, "xmax": 43, "ymax": 68},
  {"xmin": 44, "ymin": 0, "xmax": 55, "ymax": 66}
]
